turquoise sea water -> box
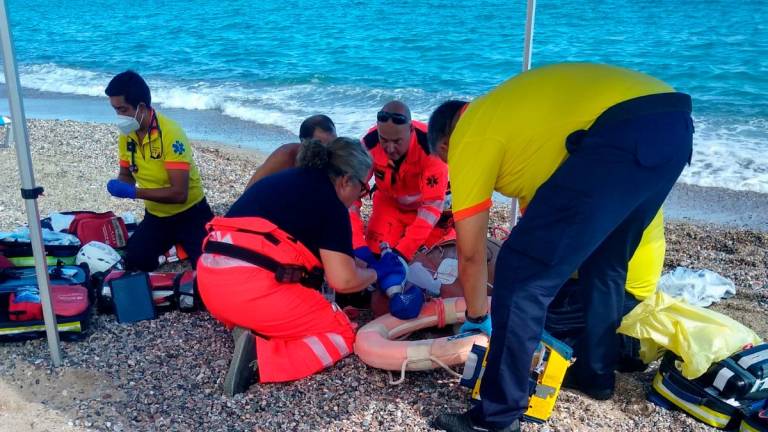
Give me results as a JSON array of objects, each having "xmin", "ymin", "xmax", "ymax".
[{"xmin": 1, "ymin": 0, "xmax": 766, "ymax": 192}]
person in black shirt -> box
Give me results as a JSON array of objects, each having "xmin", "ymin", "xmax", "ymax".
[{"xmin": 197, "ymin": 138, "xmax": 407, "ymax": 395}]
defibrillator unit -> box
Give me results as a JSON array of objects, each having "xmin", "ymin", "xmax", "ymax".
[{"xmin": 460, "ymin": 330, "xmax": 573, "ymax": 423}]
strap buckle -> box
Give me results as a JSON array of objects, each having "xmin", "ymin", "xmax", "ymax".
[
  {"xmin": 274, "ymin": 265, "xmax": 306, "ymax": 284},
  {"xmin": 300, "ymin": 267, "xmax": 325, "ymax": 290}
]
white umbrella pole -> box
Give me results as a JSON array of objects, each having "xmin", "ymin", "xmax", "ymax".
[
  {"xmin": 0, "ymin": 0, "xmax": 62, "ymax": 366},
  {"xmin": 510, "ymin": 0, "xmax": 536, "ymax": 230},
  {"xmin": 522, "ymin": 0, "xmax": 537, "ymax": 72}
]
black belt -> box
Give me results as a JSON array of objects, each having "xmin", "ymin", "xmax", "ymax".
[{"xmin": 204, "ymin": 240, "xmax": 324, "ymax": 290}]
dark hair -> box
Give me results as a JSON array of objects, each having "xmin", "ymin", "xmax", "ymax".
[
  {"xmin": 297, "ymin": 137, "xmax": 371, "ymax": 182},
  {"xmin": 105, "ymin": 70, "xmax": 151, "ymax": 108},
  {"xmin": 299, "ymin": 114, "xmax": 336, "ymax": 140},
  {"xmin": 427, "ymin": 100, "xmax": 468, "ymax": 154}
]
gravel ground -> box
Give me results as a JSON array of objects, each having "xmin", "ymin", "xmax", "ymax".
[{"xmin": 0, "ymin": 119, "xmax": 766, "ymax": 432}]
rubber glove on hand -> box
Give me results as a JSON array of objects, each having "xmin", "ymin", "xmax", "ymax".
[
  {"xmin": 371, "ymin": 252, "xmax": 407, "ymax": 295},
  {"xmin": 353, "ymin": 246, "xmax": 377, "ymax": 267},
  {"xmin": 459, "ymin": 313, "xmax": 492, "ymax": 336},
  {"xmin": 107, "ymin": 179, "xmax": 137, "ymax": 199}
]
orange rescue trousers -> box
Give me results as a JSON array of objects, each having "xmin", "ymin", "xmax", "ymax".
[{"xmin": 197, "ymin": 217, "xmax": 355, "ymax": 383}]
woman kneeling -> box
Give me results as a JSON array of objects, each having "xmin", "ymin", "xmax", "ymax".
[{"xmin": 197, "ymin": 138, "xmax": 401, "ymax": 396}]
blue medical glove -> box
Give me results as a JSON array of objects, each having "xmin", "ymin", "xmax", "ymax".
[
  {"xmin": 371, "ymin": 253, "xmax": 407, "ymax": 295},
  {"xmin": 459, "ymin": 313, "xmax": 492, "ymax": 336},
  {"xmin": 389, "ymin": 285, "xmax": 425, "ymax": 320},
  {"xmin": 107, "ymin": 179, "xmax": 137, "ymax": 199},
  {"xmin": 353, "ymin": 246, "xmax": 377, "ymax": 267}
]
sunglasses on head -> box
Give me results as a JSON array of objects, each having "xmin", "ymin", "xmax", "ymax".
[{"xmin": 377, "ymin": 111, "xmax": 408, "ymax": 125}]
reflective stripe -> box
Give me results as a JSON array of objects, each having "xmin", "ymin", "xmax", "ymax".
[
  {"xmin": 303, "ymin": 336, "xmax": 333, "ymax": 367},
  {"xmin": 416, "ymin": 209, "xmax": 440, "ymax": 225},
  {"xmin": 199, "ymin": 253, "xmax": 256, "ymax": 269},
  {"xmin": 396, "ymin": 193, "xmax": 422, "ymax": 205},
  {"xmin": 741, "ymin": 419, "xmax": 761, "ymax": 432},
  {"xmin": 326, "ymin": 333, "xmax": 350, "ymax": 357},
  {"xmin": 422, "ymin": 199, "xmax": 444, "ymax": 208},
  {"xmin": 653, "ymin": 374, "xmax": 731, "ymax": 428},
  {"xmin": 737, "ymin": 349, "xmax": 768, "ymax": 369},
  {"xmin": 713, "ymin": 368, "xmax": 735, "ymax": 391}
]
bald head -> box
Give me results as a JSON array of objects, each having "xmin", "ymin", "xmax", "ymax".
[
  {"xmin": 380, "ymin": 100, "xmax": 411, "ymax": 122},
  {"xmin": 377, "ymin": 100, "xmax": 412, "ymax": 161}
]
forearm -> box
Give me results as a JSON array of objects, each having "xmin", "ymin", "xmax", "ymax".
[
  {"xmin": 136, "ymin": 187, "xmax": 188, "ymax": 204},
  {"xmin": 459, "ymin": 252, "xmax": 489, "ymax": 318},
  {"xmin": 396, "ymin": 216, "xmax": 438, "ymax": 259},
  {"xmin": 396, "ymin": 201, "xmax": 443, "ymax": 259},
  {"xmin": 332, "ymin": 268, "xmax": 376, "ymax": 294}
]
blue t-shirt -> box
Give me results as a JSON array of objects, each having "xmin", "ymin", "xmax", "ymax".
[{"xmin": 226, "ymin": 167, "xmax": 353, "ymax": 258}]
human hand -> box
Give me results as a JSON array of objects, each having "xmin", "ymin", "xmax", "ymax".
[
  {"xmin": 372, "ymin": 252, "xmax": 407, "ymax": 295},
  {"xmin": 107, "ymin": 179, "xmax": 137, "ymax": 199},
  {"xmin": 459, "ymin": 313, "xmax": 492, "ymax": 336}
]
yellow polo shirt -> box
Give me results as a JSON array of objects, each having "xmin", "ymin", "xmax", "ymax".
[
  {"xmin": 449, "ymin": 63, "xmax": 674, "ymax": 221},
  {"xmin": 448, "ymin": 63, "xmax": 673, "ymax": 299},
  {"xmin": 118, "ymin": 111, "xmax": 204, "ymax": 217},
  {"xmin": 626, "ymin": 210, "xmax": 665, "ymax": 300}
]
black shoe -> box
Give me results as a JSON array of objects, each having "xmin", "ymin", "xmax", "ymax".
[
  {"xmin": 562, "ymin": 370, "xmax": 614, "ymax": 401},
  {"xmin": 430, "ymin": 411, "xmax": 520, "ymax": 432},
  {"xmin": 224, "ymin": 331, "xmax": 258, "ymax": 396}
]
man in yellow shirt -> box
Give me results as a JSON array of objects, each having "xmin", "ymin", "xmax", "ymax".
[
  {"xmin": 105, "ymin": 71, "xmax": 213, "ymax": 271},
  {"xmin": 429, "ymin": 63, "xmax": 693, "ymax": 432}
]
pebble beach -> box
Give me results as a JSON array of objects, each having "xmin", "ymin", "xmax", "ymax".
[{"xmin": 0, "ymin": 119, "xmax": 766, "ymax": 432}]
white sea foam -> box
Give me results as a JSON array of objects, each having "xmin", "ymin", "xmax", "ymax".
[{"xmin": 4, "ymin": 63, "xmax": 766, "ymax": 193}]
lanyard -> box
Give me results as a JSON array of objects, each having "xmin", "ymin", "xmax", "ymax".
[{"xmin": 126, "ymin": 111, "xmax": 163, "ymax": 173}]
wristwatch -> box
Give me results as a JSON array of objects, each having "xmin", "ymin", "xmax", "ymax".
[{"xmin": 466, "ymin": 313, "xmax": 488, "ymax": 324}]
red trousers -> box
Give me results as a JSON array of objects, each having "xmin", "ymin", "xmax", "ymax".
[{"xmin": 197, "ymin": 217, "xmax": 355, "ymax": 383}]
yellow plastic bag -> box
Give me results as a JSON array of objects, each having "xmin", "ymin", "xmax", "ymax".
[{"xmin": 617, "ymin": 291, "xmax": 762, "ymax": 379}]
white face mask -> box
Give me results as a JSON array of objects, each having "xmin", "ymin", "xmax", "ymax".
[{"xmin": 116, "ymin": 106, "xmax": 145, "ymax": 135}]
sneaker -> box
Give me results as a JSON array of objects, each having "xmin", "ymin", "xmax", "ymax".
[
  {"xmin": 231, "ymin": 326, "xmax": 250, "ymax": 342},
  {"xmin": 223, "ymin": 331, "xmax": 258, "ymax": 397},
  {"xmin": 431, "ymin": 411, "xmax": 520, "ymax": 432}
]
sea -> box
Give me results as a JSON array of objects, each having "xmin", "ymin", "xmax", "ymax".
[{"xmin": 1, "ymin": 0, "xmax": 766, "ymax": 192}]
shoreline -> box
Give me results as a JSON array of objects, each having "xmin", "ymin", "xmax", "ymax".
[
  {"xmin": 0, "ymin": 118, "xmax": 766, "ymax": 232},
  {"xmin": 0, "ymin": 119, "xmax": 766, "ymax": 431}
]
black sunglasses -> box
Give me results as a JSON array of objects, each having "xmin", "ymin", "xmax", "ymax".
[{"xmin": 377, "ymin": 111, "xmax": 409, "ymax": 125}]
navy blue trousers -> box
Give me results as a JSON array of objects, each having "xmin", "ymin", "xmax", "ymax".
[
  {"xmin": 545, "ymin": 278, "xmax": 644, "ymax": 375},
  {"xmin": 471, "ymin": 94, "xmax": 693, "ymax": 428},
  {"xmin": 125, "ymin": 198, "xmax": 214, "ymax": 272}
]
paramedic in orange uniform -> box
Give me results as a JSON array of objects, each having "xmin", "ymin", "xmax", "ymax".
[
  {"xmin": 196, "ymin": 138, "xmax": 406, "ymax": 396},
  {"xmin": 350, "ymin": 101, "xmax": 452, "ymax": 268}
]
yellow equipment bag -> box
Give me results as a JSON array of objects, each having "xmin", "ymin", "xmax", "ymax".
[
  {"xmin": 618, "ymin": 291, "xmax": 763, "ymax": 379},
  {"xmin": 460, "ymin": 331, "xmax": 573, "ymax": 423}
]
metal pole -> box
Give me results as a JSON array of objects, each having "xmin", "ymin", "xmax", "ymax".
[
  {"xmin": 522, "ymin": 0, "xmax": 537, "ymax": 72},
  {"xmin": 510, "ymin": 0, "xmax": 536, "ymax": 230},
  {"xmin": 0, "ymin": 0, "xmax": 62, "ymax": 366}
]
